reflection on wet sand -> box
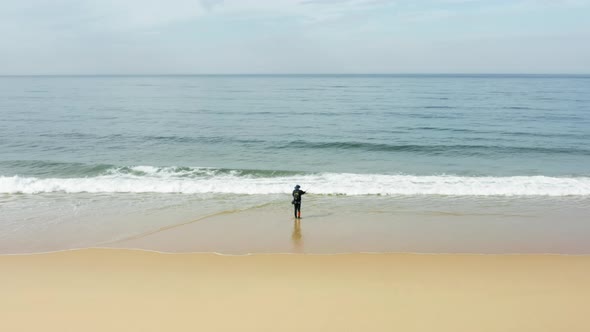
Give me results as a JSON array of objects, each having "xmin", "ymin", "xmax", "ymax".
[{"xmin": 292, "ymin": 219, "xmax": 303, "ymax": 252}]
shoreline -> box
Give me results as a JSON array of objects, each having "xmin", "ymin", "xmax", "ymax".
[
  {"xmin": 3, "ymin": 195, "xmax": 590, "ymax": 255},
  {"xmin": 2, "ymin": 249, "xmax": 590, "ymax": 331},
  {"xmin": 3, "ymin": 246, "xmax": 590, "ymax": 257}
]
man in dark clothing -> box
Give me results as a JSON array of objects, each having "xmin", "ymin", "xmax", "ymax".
[{"xmin": 292, "ymin": 185, "xmax": 306, "ymax": 219}]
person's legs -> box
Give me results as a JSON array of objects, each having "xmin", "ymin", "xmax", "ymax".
[{"xmin": 294, "ymin": 203, "xmax": 299, "ymax": 218}]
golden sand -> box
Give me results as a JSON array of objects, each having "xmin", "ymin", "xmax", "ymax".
[{"xmin": 1, "ymin": 249, "xmax": 589, "ymax": 332}]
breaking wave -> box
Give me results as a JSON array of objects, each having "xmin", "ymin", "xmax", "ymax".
[{"xmin": 1, "ymin": 166, "xmax": 590, "ymax": 196}]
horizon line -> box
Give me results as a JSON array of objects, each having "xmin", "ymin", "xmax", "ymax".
[{"xmin": 1, "ymin": 73, "xmax": 589, "ymax": 77}]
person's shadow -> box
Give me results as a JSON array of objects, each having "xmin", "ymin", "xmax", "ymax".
[{"xmin": 291, "ymin": 219, "xmax": 303, "ymax": 252}]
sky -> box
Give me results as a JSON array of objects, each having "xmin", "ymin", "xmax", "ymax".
[{"xmin": 1, "ymin": 0, "xmax": 589, "ymax": 74}]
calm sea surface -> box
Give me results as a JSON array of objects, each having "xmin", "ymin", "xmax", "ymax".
[{"xmin": 1, "ymin": 75, "xmax": 589, "ymax": 254}]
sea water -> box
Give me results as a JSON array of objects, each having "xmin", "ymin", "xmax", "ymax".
[{"xmin": 1, "ymin": 75, "xmax": 589, "ymax": 253}]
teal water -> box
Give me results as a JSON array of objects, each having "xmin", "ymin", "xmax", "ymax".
[
  {"xmin": 1, "ymin": 75, "xmax": 589, "ymax": 254},
  {"xmin": 1, "ymin": 74, "xmax": 589, "ymax": 177}
]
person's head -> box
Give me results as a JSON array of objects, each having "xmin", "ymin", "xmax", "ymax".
[{"xmin": 295, "ymin": 185, "xmax": 300, "ymax": 190}]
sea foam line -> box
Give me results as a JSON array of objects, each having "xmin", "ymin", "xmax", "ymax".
[{"xmin": 1, "ymin": 172, "xmax": 590, "ymax": 196}]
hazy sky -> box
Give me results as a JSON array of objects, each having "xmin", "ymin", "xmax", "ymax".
[{"xmin": 1, "ymin": 0, "xmax": 589, "ymax": 74}]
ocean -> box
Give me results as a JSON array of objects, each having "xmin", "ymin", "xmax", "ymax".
[{"xmin": 1, "ymin": 74, "xmax": 589, "ymax": 254}]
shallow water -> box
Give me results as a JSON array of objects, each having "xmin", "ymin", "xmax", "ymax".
[{"xmin": 1, "ymin": 75, "xmax": 589, "ymax": 254}]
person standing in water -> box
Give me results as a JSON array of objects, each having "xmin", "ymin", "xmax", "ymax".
[{"xmin": 292, "ymin": 185, "xmax": 306, "ymax": 219}]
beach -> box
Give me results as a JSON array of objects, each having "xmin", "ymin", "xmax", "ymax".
[
  {"xmin": 1, "ymin": 75, "xmax": 590, "ymax": 331},
  {"xmin": 2, "ymin": 0, "xmax": 590, "ymax": 327},
  {"xmin": 2, "ymin": 249, "xmax": 589, "ymax": 332}
]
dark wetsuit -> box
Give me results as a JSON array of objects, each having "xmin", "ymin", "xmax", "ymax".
[{"xmin": 292, "ymin": 189, "xmax": 306, "ymax": 218}]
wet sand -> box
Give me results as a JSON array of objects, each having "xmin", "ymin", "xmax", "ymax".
[
  {"xmin": 3, "ymin": 195, "xmax": 590, "ymax": 255},
  {"xmin": 107, "ymin": 198, "xmax": 590, "ymax": 254},
  {"xmin": 1, "ymin": 249, "xmax": 589, "ymax": 332}
]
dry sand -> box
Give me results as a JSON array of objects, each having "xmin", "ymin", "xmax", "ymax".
[{"xmin": 1, "ymin": 249, "xmax": 589, "ymax": 332}]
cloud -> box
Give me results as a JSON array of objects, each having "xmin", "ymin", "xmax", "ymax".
[
  {"xmin": 80, "ymin": 0, "xmax": 208, "ymax": 29},
  {"xmin": 299, "ymin": 0, "xmax": 393, "ymax": 5},
  {"xmin": 200, "ymin": 0, "xmax": 224, "ymax": 10},
  {"xmin": 0, "ymin": 0, "xmax": 588, "ymax": 74},
  {"xmin": 0, "ymin": 0, "xmax": 216, "ymax": 33},
  {"xmin": 2, "ymin": 0, "xmax": 588, "ymax": 32}
]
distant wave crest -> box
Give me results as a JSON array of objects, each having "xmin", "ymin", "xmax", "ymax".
[
  {"xmin": 283, "ymin": 141, "xmax": 590, "ymax": 156},
  {"xmin": 1, "ymin": 166, "xmax": 589, "ymax": 196}
]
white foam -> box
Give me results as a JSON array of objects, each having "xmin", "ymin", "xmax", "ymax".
[{"xmin": 1, "ymin": 169, "xmax": 590, "ymax": 196}]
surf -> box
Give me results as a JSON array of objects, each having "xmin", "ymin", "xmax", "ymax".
[{"xmin": 1, "ymin": 166, "xmax": 589, "ymax": 196}]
